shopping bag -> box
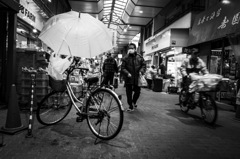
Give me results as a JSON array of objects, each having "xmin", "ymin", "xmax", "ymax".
[
  {"xmin": 138, "ymin": 74, "xmax": 148, "ymax": 87},
  {"xmin": 113, "ymin": 77, "xmax": 118, "ymax": 88},
  {"xmin": 50, "ymin": 53, "xmax": 73, "ymax": 74},
  {"xmin": 46, "ymin": 62, "xmax": 64, "ymax": 80},
  {"xmin": 47, "ymin": 53, "xmax": 73, "ymax": 80}
]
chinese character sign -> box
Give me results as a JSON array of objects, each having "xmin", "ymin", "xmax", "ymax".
[{"xmin": 188, "ymin": 0, "xmax": 240, "ymax": 46}]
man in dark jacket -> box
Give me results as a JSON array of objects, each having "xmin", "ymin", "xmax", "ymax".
[
  {"xmin": 102, "ymin": 52, "xmax": 118, "ymax": 86},
  {"xmin": 121, "ymin": 43, "xmax": 146, "ymax": 112}
]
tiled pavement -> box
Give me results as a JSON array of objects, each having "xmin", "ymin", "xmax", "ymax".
[{"xmin": 0, "ymin": 83, "xmax": 240, "ymax": 159}]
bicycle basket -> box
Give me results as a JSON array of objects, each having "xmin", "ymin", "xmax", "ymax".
[{"xmin": 49, "ymin": 76, "xmax": 67, "ymax": 92}]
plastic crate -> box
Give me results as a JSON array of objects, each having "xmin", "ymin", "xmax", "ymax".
[
  {"xmin": 21, "ymin": 72, "xmax": 48, "ymax": 80},
  {"xmin": 21, "ymin": 79, "xmax": 32, "ymax": 87},
  {"xmin": 21, "ymin": 87, "xmax": 32, "ymax": 96},
  {"xmin": 35, "ymin": 87, "xmax": 48, "ymax": 96},
  {"xmin": 36, "ymin": 73, "xmax": 48, "ymax": 80},
  {"xmin": 35, "ymin": 79, "xmax": 48, "ymax": 87}
]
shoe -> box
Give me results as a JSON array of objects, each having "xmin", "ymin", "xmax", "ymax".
[
  {"xmin": 133, "ymin": 103, "xmax": 137, "ymax": 108},
  {"xmin": 126, "ymin": 108, "xmax": 134, "ymax": 112}
]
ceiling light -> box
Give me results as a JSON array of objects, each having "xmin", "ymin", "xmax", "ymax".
[
  {"xmin": 48, "ymin": 0, "xmax": 52, "ymax": 2},
  {"xmin": 139, "ymin": 10, "xmax": 143, "ymax": 13},
  {"xmin": 33, "ymin": 28, "xmax": 37, "ymax": 33},
  {"xmin": 221, "ymin": 0, "xmax": 230, "ymax": 4},
  {"xmin": 124, "ymin": 28, "xmax": 127, "ymax": 32}
]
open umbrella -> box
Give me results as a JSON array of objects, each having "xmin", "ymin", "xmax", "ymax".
[{"xmin": 39, "ymin": 11, "xmax": 113, "ymax": 58}]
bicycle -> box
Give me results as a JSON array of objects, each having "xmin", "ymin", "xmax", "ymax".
[
  {"xmin": 36, "ymin": 64, "xmax": 124, "ymax": 140},
  {"xmin": 179, "ymin": 75, "xmax": 222, "ymax": 125}
]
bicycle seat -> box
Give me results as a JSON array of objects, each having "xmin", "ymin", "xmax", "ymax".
[{"xmin": 84, "ymin": 76, "xmax": 99, "ymax": 85}]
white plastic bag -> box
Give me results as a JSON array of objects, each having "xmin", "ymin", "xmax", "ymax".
[
  {"xmin": 50, "ymin": 53, "xmax": 73, "ymax": 74},
  {"xmin": 189, "ymin": 73, "xmax": 223, "ymax": 92},
  {"xmin": 138, "ymin": 74, "xmax": 148, "ymax": 87},
  {"xmin": 47, "ymin": 53, "xmax": 73, "ymax": 80},
  {"xmin": 46, "ymin": 63, "xmax": 64, "ymax": 80}
]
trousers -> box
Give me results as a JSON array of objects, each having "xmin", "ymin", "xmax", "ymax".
[
  {"xmin": 101, "ymin": 72, "xmax": 114, "ymax": 86},
  {"xmin": 125, "ymin": 84, "xmax": 141, "ymax": 108}
]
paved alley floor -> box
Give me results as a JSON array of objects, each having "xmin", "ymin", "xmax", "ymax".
[{"xmin": 0, "ymin": 83, "xmax": 240, "ymax": 159}]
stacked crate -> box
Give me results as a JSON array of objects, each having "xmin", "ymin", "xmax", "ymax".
[{"xmin": 20, "ymin": 72, "xmax": 49, "ymax": 106}]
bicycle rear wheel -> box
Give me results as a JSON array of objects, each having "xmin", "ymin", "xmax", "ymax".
[
  {"xmin": 200, "ymin": 94, "xmax": 218, "ymax": 125},
  {"xmin": 179, "ymin": 89, "xmax": 189, "ymax": 113},
  {"xmin": 86, "ymin": 88, "xmax": 123, "ymax": 140},
  {"xmin": 36, "ymin": 90, "xmax": 72, "ymax": 125}
]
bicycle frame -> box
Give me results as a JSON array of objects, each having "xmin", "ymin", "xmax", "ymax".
[
  {"xmin": 65, "ymin": 78, "xmax": 124, "ymax": 117},
  {"xmin": 66, "ymin": 81, "xmax": 84, "ymax": 113}
]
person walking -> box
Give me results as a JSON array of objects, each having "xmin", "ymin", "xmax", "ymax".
[
  {"xmin": 121, "ymin": 43, "xmax": 146, "ymax": 112},
  {"xmin": 145, "ymin": 65, "xmax": 157, "ymax": 89},
  {"xmin": 102, "ymin": 52, "xmax": 118, "ymax": 86}
]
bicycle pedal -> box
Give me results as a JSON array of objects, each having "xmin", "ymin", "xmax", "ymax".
[{"xmin": 76, "ymin": 116, "xmax": 84, "ymax": 122}]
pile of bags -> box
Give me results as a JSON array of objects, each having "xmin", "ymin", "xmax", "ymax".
[{"xmin": 189, "ymin": 73, "xmax": 223, "ymax": 92}]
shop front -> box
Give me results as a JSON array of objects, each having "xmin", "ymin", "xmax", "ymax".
[
  {"xmin": 143, "ymin": 13, "xmax": 192, "ymax": 68},
  {"xmin": 144, "ymin": 28, "xmax": 189, "ymax": 92},
  {"xmin": 16, "ymin": 0, "xmax": 49, "ymax": 104},
  {"xmin": 187, "ymin": 0, "xmax": 240, "ymax": 106}
]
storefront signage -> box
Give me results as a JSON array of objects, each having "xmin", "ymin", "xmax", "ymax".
[
  {"xmin": 17, "ymin": 0, "xmax": 45, "ymax": 30},
  {"xmin": 19, "ymin": 4, "xmax": 36, "ymax": 22},
  {"xmin": 182, "ymin": 47, "xmax": 199, "ymax": 54},
  {"xmin": 211, "ymin": 50, "xmax": 229, "ymax": 56},
  {"xmin": 188, "ymin": 0, "xmax": 240, "ymax": 46}
]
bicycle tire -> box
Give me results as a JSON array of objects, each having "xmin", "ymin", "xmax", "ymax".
[
  {"xmin": 200, "ymin": 94, "xmax": 218, "ymax": 125},
  {"xmin": 179, "ymin": 89, "xmax": 189, "ymax": 113},
  {"xmin": 36, "ymin": 90, "xmax": 72, "ymax": 126},
  {"xmin": 86, "ymin": 88, "xmax": 123, "ymax": 140}
]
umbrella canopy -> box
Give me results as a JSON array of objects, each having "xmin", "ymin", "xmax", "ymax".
[{"xmin": 39, "ymin": 11, "xmax": 113, "ymax": 58}]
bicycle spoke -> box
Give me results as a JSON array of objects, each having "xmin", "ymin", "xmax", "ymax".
[
  {"xmin": 107, "ymin": 106, "xmax": 119, "ymax": 113},
  {"xmin": 36, "ymin": 91, "xmax": 72, "ymax": 125},
  {"xmin": 201, "ymin": 95, "xmax": 217, "ymax": 125},
  {"xmin": 86, "ymin": 88, "xmax": 123, "ymax": 140}
]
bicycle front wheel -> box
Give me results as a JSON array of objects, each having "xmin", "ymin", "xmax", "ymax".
[
  {"xmin": 36, "ymin": 90, "xmax": 72, "ymax": 126},
  {"xmin": 86, "ymin": 88, "xmax": 123, "ymax": 140},
  {"xmin": 200, "ymin": 94, "xmax": 218, "ymax": 125}
]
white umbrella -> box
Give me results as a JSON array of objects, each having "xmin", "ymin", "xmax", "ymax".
[{"xmin": 39, "ymin": 11, "xmax": 113, "ymax": 58}]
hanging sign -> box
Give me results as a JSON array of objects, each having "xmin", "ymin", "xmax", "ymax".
[{"xmin": 188, "ymin": 0, "xmax": 240, "ymax": 46}]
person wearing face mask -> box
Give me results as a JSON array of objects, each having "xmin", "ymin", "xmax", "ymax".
[
  {"xmin": 180, "ymin": 49, "xmax": 209, "ymax": 106},
  {"xmin": 121, "ymin": 43, "xmax": 146, "ymax": 112}
]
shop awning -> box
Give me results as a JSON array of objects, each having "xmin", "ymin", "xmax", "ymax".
[{"xmin": 188, "ymin": 0, "xmax": 240, "ymax": 46}]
